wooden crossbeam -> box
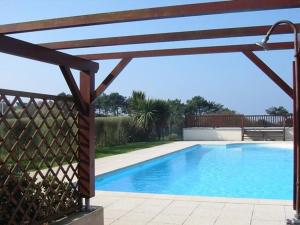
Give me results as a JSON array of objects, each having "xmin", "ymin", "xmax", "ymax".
[
  {"xmin": 0, "ymin": 1, "xmax": 299, "ymax": 34},
  {"xmin": 242, "ymin": 51, "xmax": 293, "ymax": 99},
  {"xmin": 77, "ymin": 42, "xmax": 293, "ymax": 60},
  {"xmin": 95, "ymin": 58, "xmax": 132, "ymax": 98},
  {"xmin": 59, "ymin": 66, "xmax": 88, "ymax": 113},
  {"xmin": 41, "ymin": 23, "xmax": 300, "ymax": 50},
  {"xmin": 0, "ymin": 35, "xmax": 99, "ymax": 73}
]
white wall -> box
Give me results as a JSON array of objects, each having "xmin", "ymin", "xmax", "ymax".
[
  {"xmin": 285, "ymin": 127, "xmax": 293, "ymax": 141},
  {"xmin": 183, "ymin": 127, "xmax": 242, "ymax": 141},
  {"xmin": 183, "ymin": 127, "xmax": 293, "ymax": 141}
]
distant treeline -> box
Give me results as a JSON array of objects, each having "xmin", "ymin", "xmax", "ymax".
[
  {"xmin": 94, "ymin": 91, "xmax": 236, "ymax": 143},
  {"xmin": 95, "ymin": 91, "xmax": 235, "ymax": 117}
]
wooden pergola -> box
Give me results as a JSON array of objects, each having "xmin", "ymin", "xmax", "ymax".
[{"xmin": 1, "ymin": 1, "xmax": 300, "ymax": 223}]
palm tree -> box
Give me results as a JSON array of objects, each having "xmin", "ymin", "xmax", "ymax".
[
  {"xmin": 127, "ymin": 91, "xmax": 146, "ymax": 114},
  {"xmin": 129, "ymin": 91, "xmax": 172, "ymax": 140},
  {"xmin": 133, "ymin": 99, "xmax": 157, "ymax": 136}
]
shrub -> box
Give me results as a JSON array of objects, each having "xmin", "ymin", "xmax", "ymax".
[
  {"xmin": 95, "ymin": 116, "xmax": 132, "ymax": 147},
  {"xmin": 0, "ymin": 116, "xmax": 161, "ymax": 161},
  {"xmin": 0, "ymin": 165, "xmax": 79, "ymax": 224},
  {"xmin": 168, "ymin": 133, "xmax": 179, "ymax": 141}
]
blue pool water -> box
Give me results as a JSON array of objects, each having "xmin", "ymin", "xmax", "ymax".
[{"xmin": 95, "ymin": 144, "xmax": 293, "ymax": 199}]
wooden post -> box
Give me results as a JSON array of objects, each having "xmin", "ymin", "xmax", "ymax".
[
  {"xmin": 283, "ymin": 116, "xmax": 286, "ymax": 141},
  {"xmin": 241, "ymin": 116, "xmax": 245, "ymax": 141},
  {"xmin": 78, "ymin": 71, "xmax": 95, "ymax": 206},
  {"xmin": 295, "ymin": 54, "xmax": 300, "ymax": 216}
]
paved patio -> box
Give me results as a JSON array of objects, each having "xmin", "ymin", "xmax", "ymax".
[{"xmin": 91, "ymin": 141, "xmax": 294, "ymax": 225}]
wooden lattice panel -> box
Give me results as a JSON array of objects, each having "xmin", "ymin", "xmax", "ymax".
[{"xmin": 0, "ymin": 89, "xmax": 81, "ymax": 225}]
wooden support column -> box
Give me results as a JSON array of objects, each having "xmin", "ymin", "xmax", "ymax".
[
  {"xmin": 295, "ymin": 53, "xmax": 300, "ymax": 216},
  {"xmin": 78, "ymin": 71, "xmax": 95, "ymax": 200},
  {"xmin": 243, "ymin": 51, "xmax": 294, "ymax": 99},
  {"xmin": 294, "ymin": 61, "xmax": 297, "ymax": 210}
]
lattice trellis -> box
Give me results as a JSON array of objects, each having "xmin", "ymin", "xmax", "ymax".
[{"xmin": 0, "ymin": 89, "xmax": 81, "ymax": 225}]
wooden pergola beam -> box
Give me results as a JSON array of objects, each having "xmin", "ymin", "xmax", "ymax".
[
  {"xmin": 0, "ymin": 1, "xmax": 299, "ymax": 34},
  {"xmin": 95, "ymin": 58, "xmax": 132, "ymax": 98},
  {"xmin": 0, "ymin": 35, "xmax": 99, "ymax": 73},
  {"xmin": 40, "ymin": 23, "xmax": 300, "ymax": 50},
  {"xmin": 59, "ymin": 65, "xmax": 88, "ymax": 113},
  {"xmin": 243, "ymin": 51, "xmax": 293, "ymax": 99},
  {"xmin": 77, "ymin": 42, "xmax": 293, "ymax": 60}
]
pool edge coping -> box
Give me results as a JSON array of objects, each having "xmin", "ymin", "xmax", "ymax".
[{"xmin": 95, "ymin": 190, "xmax": 293, "ymax": 206}]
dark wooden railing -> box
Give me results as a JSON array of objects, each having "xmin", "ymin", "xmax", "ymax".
[{"xmin": 185, "ymin": 114, "xmax": 293, "ymax": 128}]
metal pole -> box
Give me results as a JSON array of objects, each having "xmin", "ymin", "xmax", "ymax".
[
  {"xmin": 295, "ymin": 52, "xmax": 300, "ymax": 219},
  {"xmin": 294, "ymin": 61, "xmax": 298, "ymax": 211},
  {"xmin": 256, "ymin": 20, "xmax": 299, "ymax": 224},
  {"xmin": 84, "ymin": 197, "xmax": 91, "ymax": 211},
  {"xmin": 287, "ymin": 27, "xmax": 300, "ymax": 225}
]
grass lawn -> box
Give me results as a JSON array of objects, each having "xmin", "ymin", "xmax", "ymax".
[{"xmin": 95, "ymin": 141, "xmax": 172, "ymax": 158}]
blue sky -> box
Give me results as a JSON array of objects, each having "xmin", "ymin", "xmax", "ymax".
[{"xmin": 0, "ymin": 0, "xmax": 299, "ymax": 114}]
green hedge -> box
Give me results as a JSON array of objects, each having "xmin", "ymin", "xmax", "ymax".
[
  {"xmin": 94, "ymin": 116, "xmax": 153, "ymax": 147},
  {"xmin": 0, "ymin": 117, "xmax": 78, "ymax": 170},
  {"xmin": 0, "ymin": 116, "xmax": 159, "ymax": 162},
  {"xmin": 95, "ymin": 116, "xmax": 130, "ymax": 147}
]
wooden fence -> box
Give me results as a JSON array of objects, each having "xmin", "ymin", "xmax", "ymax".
[
  {"xmin": 185, "ymin": 114, "xmax": 293, "ymax": 128},
  {"xmin": 0, "ymin": 89, "xmax": 81, "ymax": 225}
]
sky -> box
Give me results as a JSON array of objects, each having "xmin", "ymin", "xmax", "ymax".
[{"xmin": 0, "ymin": 0, "xmax": 299, "ymax": 114}]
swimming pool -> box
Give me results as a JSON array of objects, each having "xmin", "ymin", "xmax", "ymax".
[{"xmin": 95, "ymin": 144, "xmax": 293, "ymax": 200}]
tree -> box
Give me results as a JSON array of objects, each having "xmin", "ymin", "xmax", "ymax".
[
  {"xmin": 167, "ymin": 99, "xmax": 185, "ymax": 135},
  {"xmin": 107, "ymin": 92, "xmax": 127, "ymax": 116},
  {"xmin": 127, "ymin": 91, "xmax": 146, "ymax": 114},
  {"xmin": 216, "ymin": 107, "xmax": 236, "ymax": 114},
  {"xmin": 58, "ymin": 92, "xmax": 67, "ymax": 97},
  {"xmin": 133, "ymin": 99, "xmax": 157, "ymax": 137},
  {"xmin": 95, "ymin": 93, "xmax": 127, "ymax": 116},
  {"xmin": 56, "ymin": 92, "xmax": 72, "ymax": 116},
  {"xmin": 95, "ymin": 93, "xmax": 110, "ymax": 115},
  {"xmin": 185, "ymin": 96, "xmax": 208, "ymax": 116},
  {"xmin": 153, "ymin": 100, "xmax": 170, "ymax": 140},
  {"xmin": 128, "ymin": 92, "xmax": 171, "ymax": 140},
  {"xmin": 128, "ymin": 91, "xmax": 155, "ymax": 138},
  {"xmin": 185, "ymin": 96, "xmax": 234, "ymax": 116},
  {"xmin": 266, "ymin": 106, "xmax": 290, "ymax": 116}
]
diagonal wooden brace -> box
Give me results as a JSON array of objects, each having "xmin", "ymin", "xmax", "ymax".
[
  {"xmin": 243, "ymin": 50, "xmax": 293, "ymax": 99},
  {"xmin": 59, "ymin": 65, "xmax": 88, "ymax": 113},
  {"xmin": 94, "ymin": 58, "xmax": 132, "ymax": 99}
]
